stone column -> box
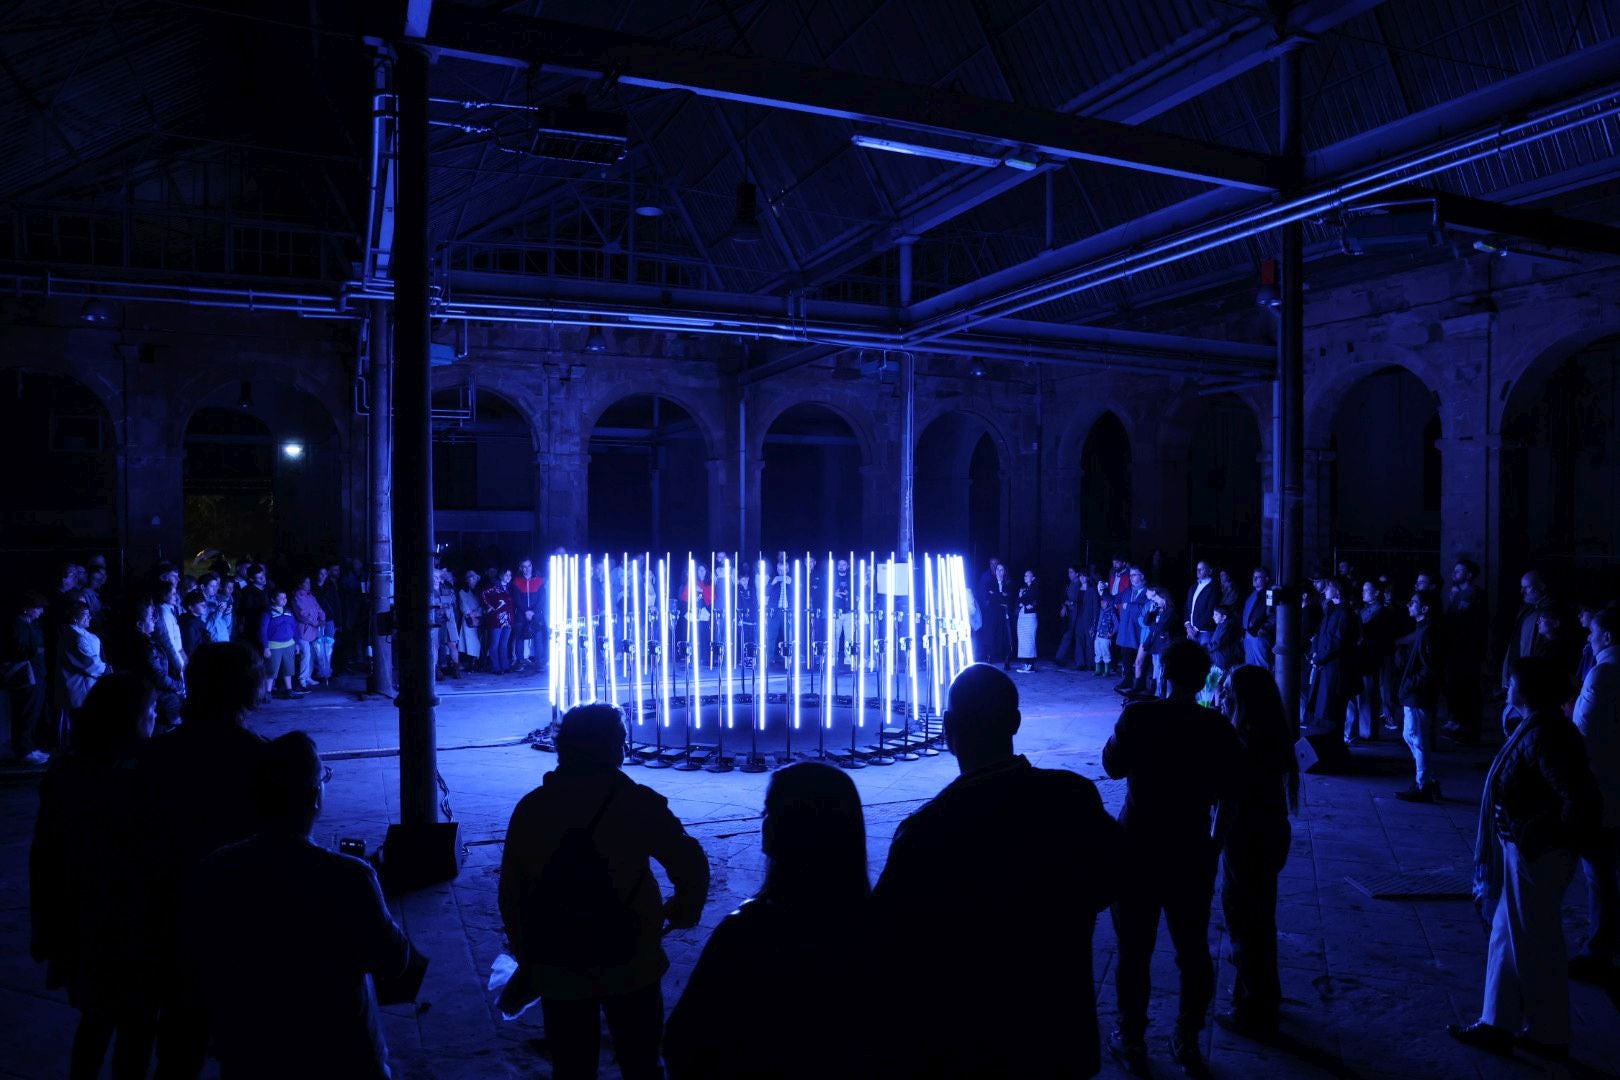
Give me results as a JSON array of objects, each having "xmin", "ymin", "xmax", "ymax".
[
  {"xmin": 124, "ymin": 449, "xmax": 185, "ymax": 570},
  {"xmin": 1302, "ymin": 446, "xmax": 1335, "ymax": 570},
  {"xmin": 743, "ymin": 461, "xmax": 764, "ymax": 559},
  {"xmin": 538, "ymin": 450, "xmax": 587, "ymax": 551},
  {"xmin": 705, "ymin": 457, "xmax": 730, "ymax": 553},
  {"xmin": 1436, "ymin": 434, "xmax": 1493, "ymax": 578},
  {"xmin": 859, "ymin": 463, "xmax": 886, "ymax": 553}
]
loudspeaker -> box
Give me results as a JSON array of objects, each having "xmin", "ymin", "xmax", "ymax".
[{"xmin": 381, "ymin": 821, "xmax": 462, "ymax": 892}]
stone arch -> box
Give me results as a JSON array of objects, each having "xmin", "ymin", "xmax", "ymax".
[
  {"xmin": 582, "ymin": 383, "xmax": 725, "ymax": 463},
  {"xmin": 1305, "ymin": 349, "xmax": 1439, "ymax": 447},
  {"xmin": 1493, "ymin": 319, "xmax": 1620, "ymax": 434},
  {"xmin": 585, "ymin": 392, "xmax": 713, "ymax": 556},
  {"xmin": 1163, "ymin": 391, "xmax": 1266, "ymax": 571},
  {"xmin": 431, "ymin": 382, "xmax": 541, "ymax": 568},
  {"xmin": 168, "ymin": 366, "xmax": 348, "ymax": 455},
  {"xmin": 748, "ymin": 393, "xmax": 878, "ymax": 470},
  {"xmin": 1076, "ymin": 409, "xmax": 1133, "ymax": 565},
  {"xmin": 758, "ymin": 401, "xmax": 867, "ymax": 555},
  {"xmin": 914, "ymin": 409, "xmax": 1009, "ymax": 567},
  {"xmin": 431, "ymin": 370, "xmax": 544, "ymax": 454}
]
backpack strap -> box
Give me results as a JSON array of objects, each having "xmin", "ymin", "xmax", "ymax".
[{"xmin": 583, "ymin": 778, "xmax": 624, "ymax": 836}]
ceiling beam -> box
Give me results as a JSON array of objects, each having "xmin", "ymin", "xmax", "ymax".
[
  {"xmin": 1378, "ymin": 184, "xmax": 1620, "ymax": 255},
  {"xmin": 410, "ymin": 5, "xmax": 1279, "ymax": 191}
]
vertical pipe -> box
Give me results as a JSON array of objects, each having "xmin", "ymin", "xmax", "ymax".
[
  {"xmin": 392, "ymin": 44, "xmax": 436, "ymax": 829},
  {"xmin": 898, "ymin": 240, "xmax": 916, "ymax": 559},
  {"xmin": 824, "ymin": 552, "xmax": 835, "ymax": 726},
  {"xmin": 604, "ymin": 555, "xmax": 617, "ymax": 706},
  {"xmin": 367, "ymin": 298, "xmax": 395, "ymax": 698},
  {"xmin": 856, "ymin": 558, "xmax": 867, "ymax": 728},
  {"xmin": 1276, "ymin": 33, "xmax": 1306, "ymax": 722},
  {"xmin": 883, "ymin": 555, "xmax": 896, "ymax": 731},
  {"xmin": 725, "ymin": 556, "xmax": 735, "ymax": 730}
]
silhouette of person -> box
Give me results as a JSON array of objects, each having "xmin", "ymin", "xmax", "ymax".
[
  {"xmin": 499, "ymin": 704, "xmax": 709, "ymax": 1080},
  {"xmin": 872, "ymin": 663, "xmax": 1125, "ymax": 1077},
  {"xmin": 137, "ymin": 641, "xmax": 268, "ymax": 1078},
  {"xmin": 186, "ymin": 731, "xmax": 426, "ymax": 1078},
  {"xmin": 30, "ymin": 673, "xmax": 158, "ymax": 1080},
  {"xmin": 1104, "ymin": 639, "xmax": 1245, "ymax": 1077},
  {"xmin": 666, "ymin": 761, "xmax": 874, "ymax": 1079}
]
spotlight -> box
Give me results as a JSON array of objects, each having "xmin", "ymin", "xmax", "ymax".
[
  {"xmin": 634, "ymin": 204, "xmax": 664, "ymax": 218},
  {"xmin": 1256, "ymin": 258, "xmax": 1281, "ymax": 309},
  {"xmin": 969, "ymin": 359, "xmax": 987, "ymax": 378},
  {"xmin": 584, "ymin": 327, "xmax": 607, "ymax": 353},
  {"xmin": 78, "ymin": 299, "xmax": 116, "ymax": 325},
  {"xmin": 280, "ymin": 441, "xmax": 305, "ymax": 460}
]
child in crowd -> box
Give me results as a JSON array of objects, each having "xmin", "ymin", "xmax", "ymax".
[
  {"xmin": 1093, "ymin": 578, "xmax": 1117, "ymax": 677},
  {"xmin": 260, "ymin": 590, "xmax": 305, "ymax": 700}
]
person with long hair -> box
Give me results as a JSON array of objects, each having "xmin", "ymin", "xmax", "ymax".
[
  {"xmin": 665, "ymin": 762, "xmax": 871, "ymax": 1078},
  {"xmin": 1213, "ymin": 664, "xmax": 1299, "ymax": 1039},
  {"xmin": 30, "ymin": 673, "xmax": 158, "ymax": 1079}
]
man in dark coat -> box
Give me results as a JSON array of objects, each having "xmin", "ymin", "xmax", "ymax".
[
  {"xmin": 978, "ymin": 562, "xmax": 1014, "ymax": 671},
  {"xmin": 1304, "ymin": 578, "xmax": 1360, "ymax": 772},
  {"xmin": 1104, "ymin": 640, "xmax": 1245, "ymax": 1077},
  {"xmin": 1054, "ymin": 565, "xmax": 1087, "ymax": 669},
  {"xmin": 1442, "ymin": 557, "xmax": 1487, "ymax": 742},
  {"xmin": 1395, "ymin": 589, "xmax": 1445, "ymax": 802},
  {"xmin": 1184, "ymin": 559, "xmax": 1218, "ymax": 642},
  {"xmin": 873, "ymin": 664, "xmax": 1124, "ymax": 1078},
  {"xmin": 1241, "ymin": 568, "xmax": 1275, "ymax": 669}
]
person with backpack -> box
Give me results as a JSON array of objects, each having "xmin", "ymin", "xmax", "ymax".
[{"xmin": 498, "ymin": 704, "xmax": 709, "ymax": 1080}]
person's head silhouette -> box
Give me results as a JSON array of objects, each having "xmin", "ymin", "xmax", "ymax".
[
  {"xmin": 943, "ymin": 663, "xmax": 1021, "ymax": 773},
  {"xmin": 1161, "ymin": 639, "xmax": 1212, "ymax": 702},
  {"xmin": 554, "ymin": 703, "xmax": 626, "ymax": 775},
  {"xmin": 760, "ymin": 761, "xmax": 868, "ymax": 912},
  {"xmin": 185, "ymin": 641, "xmax": 264, "ymax": 728},
  {"xmin": 255, "ymin": 731, "xmax": 324, "ymax": 836}
]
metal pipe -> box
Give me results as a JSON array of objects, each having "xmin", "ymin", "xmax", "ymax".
[
  {"xmin": 367, "ymin": 299, "xmax": 395, "ymax": 698},
  {"xmin": 1275, "ymin": 32, "xmax": 1306, "ymax": 725}
]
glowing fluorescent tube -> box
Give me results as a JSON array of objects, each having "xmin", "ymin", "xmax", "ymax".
[
  {"xmin": 824, "ymin": 551, "xmax": 835, "ymax": 726},
  {"xmin": 659, "ymin": 557, "xmax": 671, "ymax": 727},
  {"xmin": 956, "ymin": 556, "xmax": 975, "ymax": 669},
  {"xmin": 884, "ymin": 555, "xmax": 895, "ymax": 733},
  {"xmin": 688, "ymin": 554, "xmax": 700, "ymax": 730},
  {"xmin": 923, "ymin": 556, "xmax": 939, "ymax": 708},
  {"xmin": 757, "ymin": 558, "xmax": 768, "ymax": 730},
  {"xmin": 856, "ymin": 558, "xmax": 866, "ymax": 729},
  {"xmin": 567, "ymin": 555, "xmax": 581, "ymax": 709},
  {"xmin": 584, "ymin": 555, "xmax": 597, "ymax": 703},
  {"xmin": 907, "ymin": 553, "xmax": 921, "ymax": 722},
  {"xmin": 603, "ymin": 555, "xmax": 618, "ymax": 706},
  {"xmin": 547, "ymin": 554, "xmax": 558, "ymax": 709},
  {"xmin": 708, "ymin": 552, "xmax": 716, "ymax": 672},
  {"xmin": 631, "ymin": 559, "xmax": 644, "ymax": 728},
  {"xmin": 621, "ymin": 551, "xmax": 630, "ymax": 679},
  {"xmin": 724, "ymin": 555, "xmax": 735, "ymax": 729},
  {"xmin": 791, "ymin": 558, "xmax": 802, "ymax": 730}
]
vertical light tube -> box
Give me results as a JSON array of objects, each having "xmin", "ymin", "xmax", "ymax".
[
  {"xmin": 621, "ymin": 551, "xmax": 629, "ymax": 678},
  {"xmin": 631, "ymin": 558, "xmax": 644, "ymax": 730},
  {"xmin": 547, "ymin": 554, "xmax": 558, "ymax": 709},
  {"xmin": 603, "ymin": 554, "xmax": 618, "ymax": 706},
  {"xmin": 791, "ymin": 558, "xmax": 802, "ymax": 730},
  {"xmin": 756, "ymin": 558, "xmax": 768, "ymax": 730},
  {"xmin": 568, "ymin": 555, "xmax": 581, "ymax": 709},
  {"xmin": 856, "ymin": 558, "xmax": 867, "ymax": 729},
  {"xmin": 957, "ymin": 556, "xmax": 975, "ymax": 669},
  {"xmin": 708, "ymin": 552, "xmax": 716, "ymax": 671},
  {"xmin": 659, "ymin": 557, "xmax": 671, "ymax": 727},
  {"xmin": 725, "ymin": 555, "xmax": 735, "ymax": 729},
  {"xmin": 824, "ymin": 551, "xmax": 835, "ymax": 726},
  {"xmin": 884, "ymin": 556, "xmax": 896, "ymax": 733},
  {"xmin": 907, "ymin": 553, "xmax": 921, "ymax": 722},
  {"xmin": 584, "ymin": 555, "xmax": 597, "ymax": 704},
  {"xmin": 687, "ymin": 554, "xmax": 700, "ymax": 730},
  {"xmin": 924, "ymin": 555, "xmax": 940, "ymax": 708}
]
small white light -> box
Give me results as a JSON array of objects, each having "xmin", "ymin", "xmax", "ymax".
[{"xmin": 281, "ymin": 441, "xmax": 305, "ymax": 460}]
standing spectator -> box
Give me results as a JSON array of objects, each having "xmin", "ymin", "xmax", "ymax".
[
  {"xmin": 188, "ymin": 731, "xmax": 427, "ymax": 1078},
  {"xmin": 457, "ymin": 571, "xmax": 483, "ymax": 670},
  {"xmin": 1054, "ymin": 565, "xmax": 1085, "ymax": 669},
  {"xmin": 499, "ymin": 704, "xmax": 710, "ymax": 1080},
  {"xmin": 1395, "ymin": 590, "xmax": 1444, "ymax": 803},
  {"xmin": 1502, "ymin": 571, "xmax": 1553, "ymax": 698},
  {"xmin": 290, "ymin": 575, "xmax": 325, "ymax": 691},
  {"xmin": 1184, "ymin": 560, "xmax": 1218, "ymax": 643},
  {"xmin": 665, "ymin": 763, "xmax": 873, "ymax": 1079},
  {"xmin": 178, "ymin": 591, "xmax": 209, "ymax": 662},
  {"xmin": 1443, "ymin": 557, "xmax": 1487, "ymax": 743},
  {"xmin": 1352, "ymin": 580, "xmax": 1396, "ymax": 742},
  {"xmin": 1138, "ymin": 586, "xmax": 1180, "ymax": 698},
  {"xmin": 1113, "ymin": 567, "xmax": 1149, "ymax": 692},
  {"xmin": 5, "ymin": 591, "xmax": 50, "ymax": 766},
  {"xmin": 198, "ymin": 575, "xmax": 232, "ymax": 644},
  {"xmin": 132, "ymin": 601, "xmax": 184, "ymax": 732},
  {"xmin": 1214, "ymin": 664, "xmax": 1298, "ymax": 1039},
  {"xmin": 1304, "ymin": 577, "xmax": 1360, "ymax": 772},
  {"xmin": 138, "ymin": 641, "xmax": 267, "ymax": 1078},
  {"xmin": 232, "ymin": 564, "xmax": 270, "ymax": 658},
  {"xmin": 483, "ymin": 569, "xmax": 515, "ymax": 675},
  {"xmin": 58, "ymin": 600, "xmax": 109, "ymax": 724},
  {"xmin": 260, "ymin": 590, "xmax": 304, "ymax": 700},
  {"xmin": 1092, "ymin": 577, "xmax": 1118, "ymax": 677},
  {"xmin": 978, "ymin": 561, "xmax": 1014, "ymax": 672},
  {"xmin": 1217, "ymin": 567, "xmax": 1241, "ymax": 609},
  {"xmin": 313, "ymin": 565, "xmax": 342, "ymax": 681},
  {"xmin": 512, "ymin": 557, "xmax": 545, "ymax": 672},
  {"xmin": 152, "ymin": 579, "xmax": 187, "ymax": 679},
  {"xmin": 30, "ymin": 674, "xmax": 157, "ymax": 1080},
  {"xmin": 766, "ymin": 553, "xmax": 792, "ymax": 670},
  {"xmin": 1242, "ymin": 569, "xmax": 1275, "ymax": 668},
  {"xmin": 1204, "ymin": 604, "xmax": 1243, "ymax": 676},
  {"xmin": 83, "ymin": 559, "xmax": 109, "ymax": 638},
  {"xmin": 873, "ymin": 664, "xmax": 1124, "ymax": 1078},
  {"xmin": 1014, "ymin": 569, "xmax": 1040, "ymax": 673},
  {"xmin": 1075, "ymin": 569, "xmax": 1099, "ymax": 674},
  {"xmin": 1107, "ymin": 557, "xmax": 1131, "ymax": 600},
  {"xmin": 1450, "ymin": 657, "xmax": 1598, "ymax": 1059},
  {"xmin": 435, "ymin": 569, "xmax": 462, "ymax": 679},
  {"xmin": 1103, "ymin": 640, "xmax": 1244, "ymax": 1077},
  {"xmin": 1571, "ymin": 605, "xmax": 1620, "ymax": 984}
]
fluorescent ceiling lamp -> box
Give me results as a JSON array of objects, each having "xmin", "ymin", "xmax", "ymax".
[
  {"xmin": 1002, "ymin": 154, "xmax": 1041, "ymax": 171},
  {"xmin": 851, "ymin": 134, "xmax": 1003, "ymax": 168},
  {"xmin": 280, "ymin": 441, "xmax": 305, "ymax": 460},
  {"xmin": 626, "ymin": 313, "xmax": 717, "ymax": 328}
]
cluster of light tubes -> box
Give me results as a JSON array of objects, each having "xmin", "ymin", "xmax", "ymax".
[{"xmin": 546, "ymin": 552, "xmax": 975, "ymax": 734}]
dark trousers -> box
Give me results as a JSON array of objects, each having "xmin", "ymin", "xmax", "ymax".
[
  {"xmin": 1055, "ymin": 613, "xmax": 1091, "ymax": 667},
  {"xmin": 1580, "ymin": 827, "xmax": 1620, "ymax": 960},
  {"xmin": 541, "ymin": 981, "xmax": 663, "ymax": 1080},
  {"xmin": 152, "ymin": 999, "xmax": 208, "ymax": 1080},
  {"xmin": 6, "ymin": 680, "xmax": 43, "ymax": 757},
  {"xmin": 487, "ymin": 626, "xmax": 512, "ymax": 673},
  {"xmin": 1444, "ymin": 664, "xmax": 1483, "ymax": 737},
  {"xmin": 765, "ymin": 608, "xmax": 788, "ymax": 667},
  {"xmin": 1113, "ymin": 849, "xmax": 1218, "ymax": 1039},
  {"xmin": 1220, "ymin": 826, "xmax": 1291, "ymax": 1028},
  {"xmin": 1114, "ymin": 646, "xmax": 1138, "ymax": 684}
]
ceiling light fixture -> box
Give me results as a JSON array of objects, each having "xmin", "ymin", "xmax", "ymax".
[
  {"xmin": 634, "ymin": 204, "xmax": 664, "ymax": 217},
  {"xmin": 851, "ymin": 133, "xmax": 1003, "ymax": 168},
  {"xmin": 969, "ymin": 359, "xmax": 987, "ymax": 378},
  {"xmin": 584, "ymin": 327, "xmax": 607, "ymax": 353}
]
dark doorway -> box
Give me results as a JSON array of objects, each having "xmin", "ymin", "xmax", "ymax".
[
  {"xmin": 433, "ymin": 386, "xmax": 536, "ymax": 570},
  {"xmin": 967, "ymin": 433, "xmax": 1001, "ymax": 571},
  {"xmin": 1080, "ymin": 411, "xmax": 1132, "ymax": 566},
  {"xmin": 915, "ymin": 413, "xmax": 1003, "ymax": 567},
  {"xmin": 0, "ymin": 370, "xmax": 117, "ymax": 581},
  {"xmin": 761, "ymin": 404, "xmax": 861, "ymax": 556},
  {"xmin": 1187, "ymin": 395, "xmax": 1262, "ymax": 574},
  {"xmin": 1501, "ymin": 334, "xmax": 1620, "ymax": 598},
  {"xmin": 589, "ymin": 395, "xmax": 707, "ymax": 557},
  {"xmin": 1329, "ymin": 366, "xmax": 1440, "ymax": 579}
]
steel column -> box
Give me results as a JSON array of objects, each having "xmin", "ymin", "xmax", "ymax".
[
  {"xmin": 1275, "ymin": 32, "xmax": 1306, "ymax": 724},
  {"xmin": 368, "ymin": 299, "xmax": 396, "ymax": 698}
]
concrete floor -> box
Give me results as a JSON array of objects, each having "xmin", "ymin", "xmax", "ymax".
[{"xmin": 3, "ymin": 664, "xmax": 1618, "ymax": 1079}]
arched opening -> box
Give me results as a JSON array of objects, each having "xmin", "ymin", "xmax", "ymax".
[
  {"xmin": 1080, "ymin": 411, "xmax": 1132, "ymax": 566},
  {"xmin": 761, "ymin": 404, "xmax": 862, "ymax": 555},
  {"xmin": 1187, "ymin": 395, "xmax": 1262, "ymax": 574},
  {"xmin": 588, "ymin": 394, "xmax": 708, "ymax": 556},
  {"xmin": 0, "ymin": 369, "xmax": 117, "ymax": 579},
  {"xmin": 184, "ymin": 380, "xmax": 339, "ymax": 569},
  {"xmin": 1328, "ymin": 366, "xmax": 1440, "ymax": 579},
  {"xmin": 433, "ymin": 386, "xmax": 537, "ymax": 569},
  {"xmin": 915, "ymin": 413, "xmax": 1003, "ymax": 566},
  {"xmin": 1501, "ymin": 334, "xmax": 1620, "ymax": 597}
]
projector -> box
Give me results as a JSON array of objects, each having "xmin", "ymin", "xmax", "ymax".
[{"xmin": 1338, "ymin": 200, "xmax": 1445, "ymax": 256}]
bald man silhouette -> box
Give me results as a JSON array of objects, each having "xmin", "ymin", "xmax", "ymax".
[{"xmin": 872, "ymin": 663, "xmax": 1124, "ymax": 1078}]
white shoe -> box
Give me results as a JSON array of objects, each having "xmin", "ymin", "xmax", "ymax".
[{"xmin": 22, "ymin": 749, "xmax": 50, "ymax": 766}]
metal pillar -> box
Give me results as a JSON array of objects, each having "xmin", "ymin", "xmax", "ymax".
[
  {"xmin": 368, "ymin": 299, "xmax": 395, "ymax": 698},
  {"xmin": 897, "ymin": 241, "xmax": 916, "ymax": 558},
  {"xmin": 393, "ymin": 43, "xmax": 441, "ymax": 833},
  {"xmin": 1274, "ymin": 30, "xmax": 1306, "ymax": 724}
]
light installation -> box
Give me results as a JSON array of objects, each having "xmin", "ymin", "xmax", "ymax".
[{"xmin": 545, "ymin": 551, "xmax": 976, "ymax": 768}]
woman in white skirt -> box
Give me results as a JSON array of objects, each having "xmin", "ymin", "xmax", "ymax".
[
  {"xmin": 1015, "ymin": 569, "xmax": 1040, "ymax": 673},
  {"xmin": 457, "ymin": 570, "xmax": 484, "ymax": 663}
]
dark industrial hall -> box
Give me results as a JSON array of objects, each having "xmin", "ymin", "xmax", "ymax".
[{"xmin": 4, "ymin": 0, "xmax": 1620, "ymax": 1077}]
